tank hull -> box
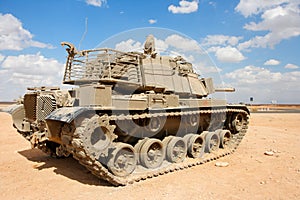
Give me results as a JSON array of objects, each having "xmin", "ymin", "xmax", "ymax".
[{"xmin": 8, "ymin": 93, "xmax": 249, "ymax": 185}]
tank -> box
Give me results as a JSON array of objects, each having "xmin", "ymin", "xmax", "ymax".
[{"xmin": 6, "ymin": 35, "xmax": 249, "ymax": 186}]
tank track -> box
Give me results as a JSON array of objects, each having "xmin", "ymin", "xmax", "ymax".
[
  {"xmin": 70, "ymin": 108, "xmax": 249, "ymax": 186},
  {"xmin": 15, "ymin": 128, "xmax": 58, "ymax": 157}
]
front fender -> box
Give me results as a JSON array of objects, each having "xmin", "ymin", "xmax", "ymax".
[
  {"xmin": 45, "ymin": 107, "xmax": 91, "ymax": 123},
  {"xmin": 2, "ymin": 104, "xmax": 26, "ymax": 132},
  {"xmin": 45, "ymin": 107, "xmax": 94, "ymax": 144}
]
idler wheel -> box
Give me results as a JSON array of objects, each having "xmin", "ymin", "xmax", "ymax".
[
  {"xmin": 147, "ymin": 117, "xmax": 161, "ymax": 133},
  {"xmin": 188, "ymin": 114, "xmax": 199, "ymax": 127},
  {"xmin": 183, "ymin": 134, "xmax": 205, "ymax": 158},
  {"xmin": 107, "ymin": 143, "xmax": 137, "ymax": 177},
  {"xmin": 163, "ymin": 136, "xmax": 187, "ymax": 163},
  {"xmin": 139, "ymin": 138, "xmax": 165, "ymax": 169},
  {"xmin": 204, "ymin": 131, "xmax": 220, "ymax": 153},
  {"xmin": 231, "ymin": 113, "xmax": 246, "ymax": 133}
]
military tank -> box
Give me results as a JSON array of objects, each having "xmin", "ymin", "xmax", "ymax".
[{"xmin": 7, "ymin": 35, "xmax": 249, "ymax": 186}]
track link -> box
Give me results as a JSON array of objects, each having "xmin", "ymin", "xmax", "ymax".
[{"xmin": 70, "ymin": 108, "xmax": 249, "ymax": 186}]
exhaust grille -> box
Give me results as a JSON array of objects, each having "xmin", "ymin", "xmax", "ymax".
[
  {"xmin": 24, "ymin": 93, "xmax": 37, "ymax": 121},
  {"xmin": 37, "ymin": 95, "xmax": 56, "ymax": 121}
]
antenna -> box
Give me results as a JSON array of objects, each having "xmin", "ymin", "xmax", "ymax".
[{"xmin": 78, "ymin": 17, "xmax": 88, "ymax": 50}]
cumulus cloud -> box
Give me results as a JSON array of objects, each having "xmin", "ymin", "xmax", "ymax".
[
  {"xmin": 114, "ymin": 37, "xmax": 169, "ymax": 53},
  {"xmin": 168, "ymin": 0, "xmax": 199, "ymax": 14},
  {"xmin": 264, "ymin": 59, "xmax": 280, "ymax": 65},
  {"xmin": 225, "ymin": 65, "xmax": 300, "ymax": 103},
  {"xmin": 284, "ymin": 63, "xmax": 299, "ymax": 69},
  {"xmin": 155, "ymin": 39, "xmax": 169, "ymax": 52},
  {"xmin": 114, "ymin": 34, "xmax": 202, "ymax": 54},
  {"xmin": 237, "ymin": 35, "xmax": 269, "ymax": 50},
  {"xmin": 215, "ymin": 46, "xmax": 246, "ymax": 63},
  {"xmin": 165, "ymin": 34, "xmax": 201, "ymax": 52},
  {"xmin": 197, "ymin": 65, "xmax": 222, "ymax": 74},
  {"xmin": 0, "ymin": 53, "xmax": 64, "ymax": 101},
  {"xmin": 0, "ymin": 13, "xmax": 53, "ymax": 51},
  {"xmin": 236, "ymin": 0, "xmax": 300, "ymax": 50},
  {"xmin": 2, "ymin": 53, "xmax": 63, "ymax": 76},
  {"xmin": 201, "ymin": 35, "xmax": 243, "ymax": 47},
  {"xmin": 148, "ymin": 19, "xmax": 157, "ymax": 24},
  {"xmin": 235, "ymin": 0, "xmax": 288, "ymax": 17},
  {"xmin": 115, "ymin": 39, "xmax": 143, "ymax": 52},
  {"xmin": 226, "ymin": 65, "xmax": 281, "ymax": 84},
  {"xmin": 200, "ymin": 35, "xmax": 246, "ymax": 63},
  {"xmin": 85, "ymin": 0, "xmax": 106, "ymax": 7}
]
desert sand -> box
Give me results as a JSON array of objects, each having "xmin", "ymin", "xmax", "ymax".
[{"xmin": 0, "ymin": 111, "xmax": 299, "ymax": 200}]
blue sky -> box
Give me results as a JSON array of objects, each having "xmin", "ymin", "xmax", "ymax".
[{"xmin": 0, "ymin": 0, "xmax": 299, "ymax": 103}]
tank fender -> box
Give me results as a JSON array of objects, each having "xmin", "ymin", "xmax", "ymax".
[
  {"xmin": 45, "ymin": 107, "xmax": 90, "ymax": 123},
  {"xmin": 2, "ymin": 104, "xmax": 26, "ymax": 132},
  {"xmin": 227, "ymin": 105, "xmax": 250, "ymax": 115},
  {"xmin": 1, "ymin": 104, "xmax": 22, "ymax": 114}
]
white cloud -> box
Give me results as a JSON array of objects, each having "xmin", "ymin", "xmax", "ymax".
[
  {"xmin": 197, "ymin": 65, "xmax": 222, "ymax": 74},
  {"xmin": 235, "ymin": 0, "xmax": 288, "ymax": 17},
  {"xmin": 168, "ymin": 51, "xmax": 196, "ymax": 63},
  {"xmin": 115, "ymin": 39, "xmax": 143, "ymax": 52},
  {"xmin": 114, "ymin": 37, "xmax": 169, "ymax": 54},
  {"xmin": 168, "ymin": 0, "xmax": 199, "ymax": 14},
  {"xmin": 148, "ymin": 19, "xmax": 157, "ymax": 24},
  {"xmin": 215, "ymin": 46, "xmax": 246, "ymax": 63},
  {"xmin": 200, "ymin": 35, "xmax": 246, "ymax": 63},
  {"xmin": 236, "ymin": 1, "xmax": 300, "ymax": 50},
  {"xmin": 165, "ymin": 34, "xmax": 201, "ymax": 52},
  {"xmin": 264, "ymin": 59, "xmax": 280, "ymax": 65},
  {"xmin": 155, "ymin": 39, "xmax": 169, "ymax": 52},
  {"xmin": 205, "ymin": 46, "xmax": 220, "ymax": 53},
  {"xmin": 201, "ymin": 35, "xmax": 243, "ymax": 47},
  {"xmin": 225, "ymin": 65, "xmax": 300, "ymax": 103},
  {"xmin": 226, "ymin": 65, "xmax": 281, "ymax": 84},
  {"xmin": 2, "ymin": 53, "xmax": 63, "ymax": 76},
  {"xmin": 114, "ymin": 34, "xmax": 202, "ymax": 54},
  {"xmin": 237, "ymin": 35, "xmax": 269, "ymax": 50},
  {"xmin": 0, "ymin": 13, "xmax": 53, "ymax": 51},
  {"xmin": 85, "ymin": 0, "xmax": 106, "ymax": 7},
  {"xmin": 284, "ymin": 63, "xmax": 299, "ymax": 69},
  {"xmin": 0, "ymin": 53, "xmax": 64, "ymax": 101}
]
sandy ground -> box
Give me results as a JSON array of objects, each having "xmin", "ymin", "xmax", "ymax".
[{"xmin": 0, "ymin": 111, "xmax": 299, "ymax": 200}]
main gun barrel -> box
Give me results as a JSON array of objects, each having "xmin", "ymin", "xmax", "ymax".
[{"xmin": 214, "ymin": 87, "xmax": 235, "ymax": 92}]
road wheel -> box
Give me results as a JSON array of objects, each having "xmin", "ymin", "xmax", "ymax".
[{"xmin": 107, "ymin": 143, "xmax": 137, "ymax": 177}]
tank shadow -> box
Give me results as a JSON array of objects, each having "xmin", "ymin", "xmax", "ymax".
[{"xmin": 18, "ymin": 148, "xmax": 113, "ymax": 187}]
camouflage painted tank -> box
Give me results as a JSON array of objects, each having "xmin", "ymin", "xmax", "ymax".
[{"xmin": 7, "ymin": 35, "xmax": 249, "ymax": 185}]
